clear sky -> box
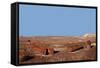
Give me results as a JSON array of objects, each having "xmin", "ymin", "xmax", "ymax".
[{"xmin": 19, "ymin": 4, "xmax": 96, "ymax": 36}]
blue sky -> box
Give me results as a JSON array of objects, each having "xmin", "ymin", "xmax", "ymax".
[{"xmin": 19, "ymin": 4, "xmax": 96, "ymax": 36}]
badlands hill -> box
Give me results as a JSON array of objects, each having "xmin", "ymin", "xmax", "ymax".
[{"xmin": 19, "ymin": 34, "xmax": 96, "ymax": 64}]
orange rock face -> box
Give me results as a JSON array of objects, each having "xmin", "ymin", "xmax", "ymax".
[{"xmin": 19, "ymin": 36, "xmax": 96, "ymax": 64}]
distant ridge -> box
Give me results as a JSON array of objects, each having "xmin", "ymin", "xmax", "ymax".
[{"xmin": 83, "ymin": 33, "xmax": 96, "ymax": 37}]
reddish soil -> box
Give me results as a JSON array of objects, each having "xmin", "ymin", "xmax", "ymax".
[{"xmin": 19, "ymin": 36, "xmax": 96, "ymax": 64}]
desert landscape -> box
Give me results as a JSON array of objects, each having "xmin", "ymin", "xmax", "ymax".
[{"xmin": 19, "ymin": 34, "xmax": 96, "ymax": 64}]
